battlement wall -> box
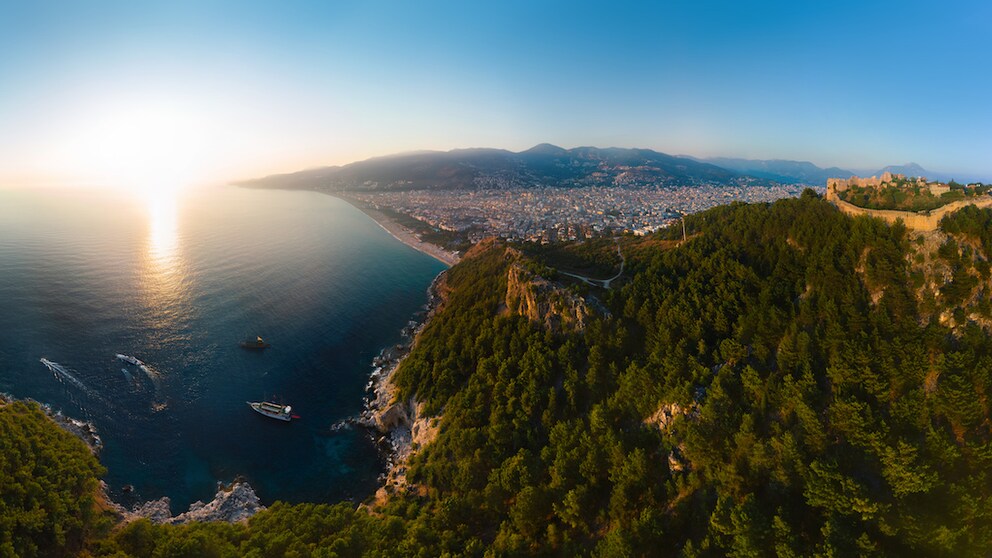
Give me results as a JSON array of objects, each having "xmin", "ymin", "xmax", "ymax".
[{"xmin": 826, "ymin": 179, "xmax": 992, "ymax": 231}]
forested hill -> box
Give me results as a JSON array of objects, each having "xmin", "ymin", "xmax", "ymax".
[
  {"xmin": 8, "ymin": 192, "xmax": 992, "ymax": 556},
  {"xmin": 383, "ymin": 190, "xmax": 992, "ymax": 555}
]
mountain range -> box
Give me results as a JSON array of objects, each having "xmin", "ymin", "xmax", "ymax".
[
  {"xmin": 239, "ymin": 144, "xmax": 966, "ymax": 191},
  {"xmin": 691, "ymin": 156, "xmax": 856, "ymax": 185},
  {"xmin": 239, "ymin": 144, "xmax": 748, "ymax": 192}
]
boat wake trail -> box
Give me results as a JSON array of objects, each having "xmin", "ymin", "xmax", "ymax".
[
  {"xmin": 139, "ymin": 366, "xmax": 167, "ymax": 411},
  {"xmin": 40, "ymin": 358, "xmax": 98, "ymax": 399},
  {"xmin": 116, "ymin": 354, "xmax": 166, "ymax": 408},
  {"xmin": 138, "ymin": 364, "xmax": 164, "ymax": 398},
  {"xmin": 120, "ymin": 367, "xmax": 143, "ymax": 390},
  {"xmin": 140, "ymin": 367, "xmax": 167, "ymax": 411}
]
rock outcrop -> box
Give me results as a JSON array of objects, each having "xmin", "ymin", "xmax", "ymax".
[
  {"xmin": 645, "ymin": 403, "xmax": 693, "ymax": 433},
  {"xmin": 505, "ymin": 262, "xmax": 591, "ymax": 333},
  {"xmin": 124, "ymin": 480, "xmax": 264, "ymax": 524}
]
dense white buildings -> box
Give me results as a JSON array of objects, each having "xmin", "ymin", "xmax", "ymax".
[{"xmin": 349, "ymin": 183, "xmax": 814, "ymax": 243}]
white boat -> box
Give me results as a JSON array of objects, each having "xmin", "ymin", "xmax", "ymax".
[
  {"xmin": 116, "ymin": 354, "xmax": 145, "ymax": 367},
  {"xmin": 247, "ymin": 401, "xmax": 294, "ymax": 421}
]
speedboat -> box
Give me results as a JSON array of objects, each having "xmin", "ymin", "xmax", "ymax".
[
  {"xmin": 247, "ymin": 401, "xmax": 294, "ymax": 421},
  {"xmin": 116, "ymin": 354, "xmax": 145, "ymax": 366}
]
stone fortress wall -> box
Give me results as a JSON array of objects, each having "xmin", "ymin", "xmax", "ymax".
[{"xmin": 825, "ymin": 173, "xmax": 992, "ymax": 232}]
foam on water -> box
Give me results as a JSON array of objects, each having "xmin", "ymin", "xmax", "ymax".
[{"xmin": 40, "ymin": 358, "xmax": 93, "ymax": 395}]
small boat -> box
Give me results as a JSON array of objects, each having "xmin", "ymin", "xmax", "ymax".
[
  {"xmin": 116, "ymin": 354, "xmax": 145, "ymax": 366},
  {"xmin": 247, "ymin": 401, "xmax": 295, "ymax": 421},
  {"xmin": 239, "ymin": 336, "xmax": 271, "ymax": 350}
]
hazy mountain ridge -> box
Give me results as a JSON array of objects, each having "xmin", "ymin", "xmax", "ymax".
[
  {"xmin": 238, "ymin": 145, "xmax": 754, "ymax": 191},
  {"xmin": 695, "ymin": 156, "xmax": 856, "ymax": 185},
  {"xmin": 692, "ymin": 157, "xmax": 987, "ymax": 186},
  {"xmin": 240, "ymin": 147, "xmax": 983, "ymax": 192}
]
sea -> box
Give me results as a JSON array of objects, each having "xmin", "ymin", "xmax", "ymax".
[{"xmin": 0, "ymin": 185, "xmax": 446, "ymax": 511}]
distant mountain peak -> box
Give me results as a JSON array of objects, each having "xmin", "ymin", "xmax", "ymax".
[
  {"xmin": 876, "ymin": 162, "xmax": 929, "ymax": 178},
  {"xmin": 522, "ymin": 143, "xmax": 567, "ymax": 155}
]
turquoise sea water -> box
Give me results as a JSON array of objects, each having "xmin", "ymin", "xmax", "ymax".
[{"xmin": 0, "ymin": 186, "xmax": 445, "ymax": 511}]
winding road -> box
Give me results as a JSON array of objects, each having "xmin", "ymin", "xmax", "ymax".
[{"xmin": 558, "ymin": 239, "xmax": 625, "ymax": 289}]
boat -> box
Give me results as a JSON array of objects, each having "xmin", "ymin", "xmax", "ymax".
[
  {"xmin": 116, "ymin": 354, "xmax": 145, "ymax": 366},
  {"xmin": 239, "ymin": 336, "xmax": 271, "ymax": 350},
  {"xmin": 247, "ymin": 401, "xmax": 294, "ymax": 421}
]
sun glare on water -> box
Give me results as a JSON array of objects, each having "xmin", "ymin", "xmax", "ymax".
[
  {"xmin": 139, "ymin": 177, "xmax": 189, "ymax": 331},
  {"xmin": 50, "ymin": 96, "xmax": 202, "ymax": 284},
  {"xmin": 146, "ymin": 189, "xmax": 179, "ymax": 264}
]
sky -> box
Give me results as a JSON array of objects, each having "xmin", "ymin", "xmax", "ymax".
[{"xmin": 1, "ymin": 0, "xmax": 990, "ymax": 189}]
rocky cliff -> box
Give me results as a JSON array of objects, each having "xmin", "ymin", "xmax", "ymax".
[{"xmin": 504, "ymin": 262, "xmax": 591, "ymax": 333}]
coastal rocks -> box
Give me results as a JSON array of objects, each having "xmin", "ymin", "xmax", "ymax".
[
  {"xmin": 124, "ymin": 480, "xmax": 264, "ymax": 524},
  {"xmin": 173, "ymin": 480, "xmax": 263, "ymax": 524},
  {"xmin": 370, "ymin": 400, "xmax": 439, "ymax": 504},
  {"xmin": 0, "ymin": 393, "xmax": 104, "ymax": 454},
  {"xmin": 411, "ymin": 410, "xmax": 440, "ymax": 451},
  {"xmin": 126, "ymin": 498, "xmax": 174, "ymax": 523},
  {"xmin": 362, "ymin": 271, "xmax": 448, "ymax": 434},
  {"xmin": 374, "ymin": 398, "xmax": 410, "ymax": 432},
  {"xmin": 0, "ymin": 396, "xmax": 263, "ymax": 526},
  {"xmin": 360, "ymin": 272, "xmax": 449, "ymax": 505},
  {"xmin": 50, "ymin": 412, "xmax": 103, "ymax": 454}
]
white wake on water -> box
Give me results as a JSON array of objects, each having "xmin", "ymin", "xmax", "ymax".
[{"xmin": 40, "ymin": 358, "xmax": 90, "ymax": 393}]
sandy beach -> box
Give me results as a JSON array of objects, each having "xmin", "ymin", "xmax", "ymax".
[{"xmin": 330, "ymin": 194, "xmax": 460, "ymax": 267}]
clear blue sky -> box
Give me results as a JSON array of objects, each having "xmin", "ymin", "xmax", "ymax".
[{"xmin": 1, "ymin": 0, "xmax": 990, "ymax": 186}]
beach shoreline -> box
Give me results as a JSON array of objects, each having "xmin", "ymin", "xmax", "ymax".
[{"xmin": 325, "ymin": 192, "xmax": 460, "ymax": 267}]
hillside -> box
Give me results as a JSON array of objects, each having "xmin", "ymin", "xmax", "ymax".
[
  {"xmin": 237, "ymin": 145, "xmax": 752, "ymax": 191},
  {"xmin": 378, "ymin": 192, "xmax": 992, "ymax": 555},
  {"xmin": 0, "ymin": 400, "xmax": 109, "ymax": 557},
  {"xmin": 8, "ymin": 193, "xmax": 992, "ymax": 556}
]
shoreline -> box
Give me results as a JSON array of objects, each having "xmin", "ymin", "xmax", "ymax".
[
  {"xmin": 324, "ymin": 192, "xmax": 460, "ymax": 267},
  {"xmin": 356, "ymin": 271, "xmax": 448, "ymax": 506},
  {"xmin": 240, "ymin": 185, "xmax": 454, "ymax": 506}
]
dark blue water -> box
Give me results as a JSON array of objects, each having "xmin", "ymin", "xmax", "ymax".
[{"xmin": 0, "ymin": 186, "xmax": 445, "ymax": 511}]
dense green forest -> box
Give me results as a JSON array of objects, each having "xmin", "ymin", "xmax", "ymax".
[
  {"xmin": 7, "ymin": 192, "xmax": 992, "ymax": 556},
  {"xmin": 0, "ymin": 401, "xmax": 108, "ymax": 557}
]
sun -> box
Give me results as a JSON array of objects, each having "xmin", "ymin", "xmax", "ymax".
[{"xmin": 52, "ymin": 95, "xmax": 212, "ymax": 195}]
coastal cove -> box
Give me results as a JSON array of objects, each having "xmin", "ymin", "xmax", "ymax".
[{"xmin": 0, "ymin": 186, "xmax": 446, "ymax": 511}]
